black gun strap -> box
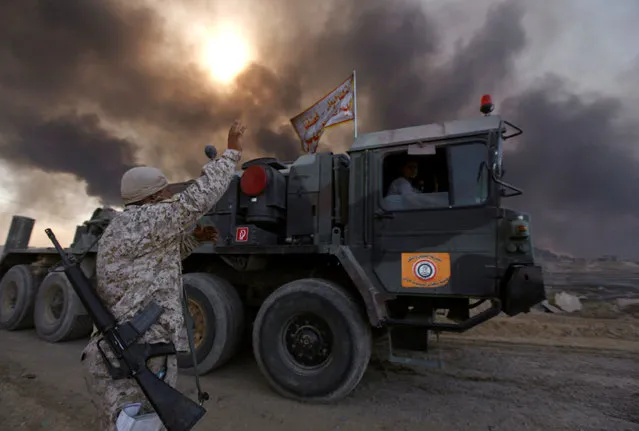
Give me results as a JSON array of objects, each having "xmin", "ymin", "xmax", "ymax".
[{"xmin": 181, "ymin": 284, "xmax": 209, "ymax": 405}]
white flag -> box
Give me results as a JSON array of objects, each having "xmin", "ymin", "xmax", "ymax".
[{"xmin": 290, "ymin": 73, "xmax": 355, "ymax": 154}]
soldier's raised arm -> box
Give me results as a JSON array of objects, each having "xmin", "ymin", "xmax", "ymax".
[{"xmin": 153, "ymin": 121, "xmax": 246, "ymax": 237}]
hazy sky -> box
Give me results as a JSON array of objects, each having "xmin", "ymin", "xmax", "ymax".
[{"xmin": 0, "ymin": 0, "xmax": 637, "ymax": 258}]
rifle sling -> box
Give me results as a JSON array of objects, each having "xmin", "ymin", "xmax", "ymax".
[{"xmin": 181, "ymin": 284, "xmax": 209, "ymax": 405}]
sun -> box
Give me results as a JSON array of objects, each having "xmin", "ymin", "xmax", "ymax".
[{"xmin": 201, "ymin": 24, "xmax": 252, "ymax": 84}]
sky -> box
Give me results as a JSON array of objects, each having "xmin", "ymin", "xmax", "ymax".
[{"xmin": 0, "ymin": 0, "xmax": 637, "ymax": 258}]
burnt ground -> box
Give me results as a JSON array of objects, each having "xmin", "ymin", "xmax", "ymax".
[{"xmin": 0, "ymin": 309, "xmax": 638, "ymax": 431}]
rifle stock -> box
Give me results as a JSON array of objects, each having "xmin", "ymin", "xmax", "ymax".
[
  {"xmin": 44, "ymin": 228, "xmax": 206, "ymax": 431},
  {"xmin": 134, "ymin": 367, "xmax": 206, "ymax": 430}
]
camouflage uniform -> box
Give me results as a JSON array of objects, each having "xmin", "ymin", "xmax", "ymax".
[{"xmin": 81, "ymin": 149, "xmax": 241, "ymax": 430}]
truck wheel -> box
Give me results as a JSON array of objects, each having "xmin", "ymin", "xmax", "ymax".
[
  {"xmin": 177, "ymin": 273, "xmax": 244, "ymax": 375},
  {"xmin": 33, "ymin": 272, "xmax": 93, "ymax": 342},
  {"xmin": 0, "ymin": 265, "xmax": 40, "ymax": 330},
  {"xmin": 252, "ymin": 278, "xmax": 372, "ymax": 402}
]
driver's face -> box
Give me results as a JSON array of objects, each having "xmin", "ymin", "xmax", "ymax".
[{"xmin": 403, "ymin": 162, "xmax": 418, "ymax": 179}]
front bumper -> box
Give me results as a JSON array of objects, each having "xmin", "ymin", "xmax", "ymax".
[{"xmin": 501, "ymin": 264, "xmax": 546, "ymax": 316}]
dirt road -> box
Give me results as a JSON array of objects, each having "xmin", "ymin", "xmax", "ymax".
[{"xmin": 1, "ymin": 313, "xmax": 638, "ymax": 431}]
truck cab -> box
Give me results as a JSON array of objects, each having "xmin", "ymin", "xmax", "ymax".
[{"xmin": 346, "ymin": 112, "xmax": 545, "ymax": 338}]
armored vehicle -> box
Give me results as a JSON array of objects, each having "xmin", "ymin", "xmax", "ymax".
[{"xmin": 0, "ymin": 97, "xmax": 546, "ymax": 402}]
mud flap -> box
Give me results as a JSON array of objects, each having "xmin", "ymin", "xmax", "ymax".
[{"xmin": 501, "ymin": 265, "xmax": 546, "ymax": 316}]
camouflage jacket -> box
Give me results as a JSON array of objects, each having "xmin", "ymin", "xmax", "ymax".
[{"xmin": 94, "ymin": 149, "xmax": 241, "ymax": 351}]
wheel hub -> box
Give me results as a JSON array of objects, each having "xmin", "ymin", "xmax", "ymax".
[
  {"xmin": 43, "ymin": 286, "xmax": 64, "ymax": 322},
  {"xmin": 284, "ymin": 314, "xmax": 333, "ymax": 368},
  {"xmin": 50, "ymin": 290, "xmax": 64, "ymax": 320},
  {"xmin": 187, "ymin": 298, "xmax": 205, "ymax": 350}
]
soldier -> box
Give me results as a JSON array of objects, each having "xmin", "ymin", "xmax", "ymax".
[{"xmin": 81, "ymin": 120, "xmax": 246, "ymax": 430}]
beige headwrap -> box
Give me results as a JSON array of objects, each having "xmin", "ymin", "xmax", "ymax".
[{"xmin": 120, "ymin": 166, "xmax": 169, "ymax": 205}]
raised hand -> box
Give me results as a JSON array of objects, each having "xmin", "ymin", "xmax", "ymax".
[{"xmin": 227, "ymin": 120, "xmax": 247, "ymax": 152}]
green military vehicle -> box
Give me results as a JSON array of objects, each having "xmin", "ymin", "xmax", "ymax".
[{"xmin": 0, "ymin": 97, "xmax": 545, "ymax": 402}]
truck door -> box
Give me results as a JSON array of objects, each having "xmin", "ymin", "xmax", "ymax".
[{"xmin": 371, "ymin": 138, "xmax": 499, "ymax": 298}]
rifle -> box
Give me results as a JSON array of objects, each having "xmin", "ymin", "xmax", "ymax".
[{"xmin": 45, "ymin": 228, "xmax": 206, "ymax": 431}]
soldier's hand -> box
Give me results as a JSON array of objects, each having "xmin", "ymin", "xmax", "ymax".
[
  {"xmin": 193, "ymin": 225, "xmax": 219, "ymax": 243},
  {"xmin": 227, "ymin": 120, "xmax": 246, "ymax": 152}
]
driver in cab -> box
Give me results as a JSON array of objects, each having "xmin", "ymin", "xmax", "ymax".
[{"xmin": 387, "ymin": 159, "xmax": 421, "ymax": 195}]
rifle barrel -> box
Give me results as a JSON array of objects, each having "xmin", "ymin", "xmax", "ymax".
[{"xmin": 45, "ymin": 228, "xmax": 71, "ymax": 265}]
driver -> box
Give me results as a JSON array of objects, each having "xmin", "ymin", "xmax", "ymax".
[{"xmin": 387, "ymin": 159, "xmax": 420, "ymax": 195}]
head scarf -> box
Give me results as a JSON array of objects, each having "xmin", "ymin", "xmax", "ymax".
[{"xmin": 120, "ymin": 166, "xmax": 169, "ymax": 205}]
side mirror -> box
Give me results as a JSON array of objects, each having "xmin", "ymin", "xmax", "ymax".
[{"xmin": 493, "ymin": 171, "xmax": 523, "ymax": 198}]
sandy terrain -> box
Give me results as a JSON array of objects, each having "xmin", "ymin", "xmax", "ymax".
[{"xmin": 1, "ymin": 309, "xmax": 638, "ymax": 431}]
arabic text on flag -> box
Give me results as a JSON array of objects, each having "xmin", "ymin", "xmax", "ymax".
[{"xmin": 290, "ymin": 74, "xmax": 355, "ymax": 154}]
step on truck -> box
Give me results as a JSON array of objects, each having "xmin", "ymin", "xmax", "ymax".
[{"xmin": 0, "ymin": 96, "xmax": 546, "ymax": 402}]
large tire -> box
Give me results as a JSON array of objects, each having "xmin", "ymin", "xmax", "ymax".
[
  {"xmin": 177, "ymin": 273, "xmax": 244, "ymax": 375},
  {"xmin": 0, "ymin": 265, "xmax": 41, "ymax": 330},
  {"xmin": 33, "ymin": 272, "xmax": 93, "ymax": 342},
  {"xmin": 252, "ymin": 278, "xmax": 372, "ymax": 403}
]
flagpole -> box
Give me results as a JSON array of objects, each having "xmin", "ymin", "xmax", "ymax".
[{"xmin": 352, "ymin": 69, "xmax": 358, "ymax": 139}]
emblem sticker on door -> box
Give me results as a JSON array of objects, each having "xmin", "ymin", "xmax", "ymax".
[{"xmin": 401, "ymin": 253, "xmax": 451, "ymax": 288}]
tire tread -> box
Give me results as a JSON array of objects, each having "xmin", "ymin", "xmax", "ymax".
[
  {"xmin": 33, "ymin": 272, "xmax": 93, "ymax": 343},
  {"xmin": 179, "ymin": 273, "xmax": 244, "ymax": 375},
  {"xmin": 252, "ymin": 278, "xmax": 372, "ymax": 403},
  {"xmin": 0, "ymin": 265, "xmax": 41, "ymax": 331}
]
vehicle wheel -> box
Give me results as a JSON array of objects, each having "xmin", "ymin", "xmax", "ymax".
[
  {"xmin": 252, "ymin": 278, "xmax": 372, "ymax": 403},
  {"xmin": 0, "ymin": 265, "xmax": 41, "ymax": 330},
  {"xmin": 177, "ymin": 273, "xmax": 244, "ymax": 375},
  {"xmin": 33, "ymin": 272, "xmax": 93, "ymax": 342}
]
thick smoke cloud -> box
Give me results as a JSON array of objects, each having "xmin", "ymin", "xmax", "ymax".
[
  {"xmin": 0, "ymin": 0, "xmax": 302, "ymax": 201},
  {"xmin": 295, "ymin": 1, "xmax": 526, "ymax": 129},
  {"xmin": 504, "ymin": 76, "xmax": 639, "ymax": 215},
  {"xmin": 8, "ymin": 113, "xmax": 137, "ymax": 203},
  {"xmin": 0, "ymin": 0, "xmax": 636, "ymax": 258},
  {"xmin": 501, "ymin": 75, "xmax": 639, "ymax": 256}
]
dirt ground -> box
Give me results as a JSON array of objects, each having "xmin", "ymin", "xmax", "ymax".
[{"xmin": 1, "ymin": 310, "xmax": 638, "ymax": 431}]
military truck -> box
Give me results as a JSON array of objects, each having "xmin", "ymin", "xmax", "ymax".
[{"xmin": 0, "ymin": 97, "xmax": 546, "ymax": 402}]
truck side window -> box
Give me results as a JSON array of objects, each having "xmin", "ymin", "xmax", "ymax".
[
  {"xmin": 448, "ymin": 142, "xmax": 489, "ymax": 206},
  {"xmin": 381, "ymin": 141, "xmax": 489, "ymax": 211}
]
